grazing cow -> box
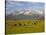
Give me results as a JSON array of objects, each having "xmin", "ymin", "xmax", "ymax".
[
  {"xmin": 32, "ymin": 22, "xmax": 37, "ymax": 25},
  {"xmin": 19, "ymin": 24, "xmax": 22, "ymax": 26},
  {"xmin": 14, "ymin": 24, "xmax": 17, "ymax": 26},
  {"xmin": 34, "ymin": 23, "xmax": 36, "ymax": 24}
]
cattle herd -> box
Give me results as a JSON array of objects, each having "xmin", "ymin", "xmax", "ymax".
[{"xmin": 14, "ymin": 22, "xmax": 37, "ymax": 26}]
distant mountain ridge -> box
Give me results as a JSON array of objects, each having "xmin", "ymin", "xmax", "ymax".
[
  {"xmin": 6, "ymin": 9, "xmax": 44, "ymax": 20},
  {"xmin": 7, "ymin": 9, "xmax": 44, "ymax": 16}
]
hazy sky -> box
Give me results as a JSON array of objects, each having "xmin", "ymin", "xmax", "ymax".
[{"xmin": 6, "ymin": 1, "xmax": 44, "ymax": 14}]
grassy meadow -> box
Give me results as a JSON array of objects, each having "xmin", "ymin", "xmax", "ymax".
[{"xmin": 6, "ymin": 19, "xmax": 44, "ymax": 34}]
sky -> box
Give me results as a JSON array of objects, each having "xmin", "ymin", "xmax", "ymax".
[{"xmin": 6, "ymin": 0, "xmax": 44, "ymax": 14}]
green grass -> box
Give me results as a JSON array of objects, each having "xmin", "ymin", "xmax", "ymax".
[{"xmin": 6, "ymin": 19, "xmax": 45, "ymax": 34}]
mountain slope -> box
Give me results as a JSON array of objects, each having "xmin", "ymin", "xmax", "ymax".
[{"xmin": 6, "ymin": 9, "xmax": 44, "ymax": 20}]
